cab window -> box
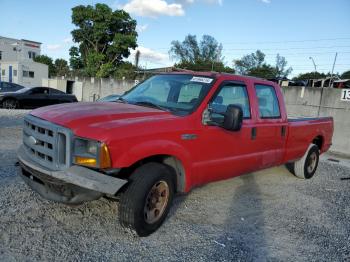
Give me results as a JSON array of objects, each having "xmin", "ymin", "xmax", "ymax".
[
  {"xmin": 209, "ymin": 83, "xmax": 251, "ymax": 122},
  {"xmin": 255, "ymin": 84, "xmax": 280, "ymax": 118}
]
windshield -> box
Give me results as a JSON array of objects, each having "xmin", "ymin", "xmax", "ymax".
[{"xmin": 121, "ymin": 74, "xmax": 214, "ymax": 115}]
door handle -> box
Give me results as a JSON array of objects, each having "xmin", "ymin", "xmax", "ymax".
[
  {"xmin": 281, "ymin": 126, "xmax": 287, "ymax": 137},
  {"xmin": 251, "ymin": 127, "xmax": 257, "ymax": 140}
]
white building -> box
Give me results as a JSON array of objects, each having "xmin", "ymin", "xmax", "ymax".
[{"xmin": 0, "ymin": 36, "xmax": 48, "ymax": 87}]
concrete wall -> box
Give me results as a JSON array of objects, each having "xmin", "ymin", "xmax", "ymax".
[
  {"xmin": 282, "ymin": 86, "xmax": 350, "ymax": 156},
  {"xmin": 71, "ymin": 77, "xmax": 135, "ymax": 102},
  {"xmin": 47, "ymin": 77, "xmax": 136, "ymax": 101},
  {"xmin": 42, "ymin": 78, "xmax": 67, "ymax": 92}
]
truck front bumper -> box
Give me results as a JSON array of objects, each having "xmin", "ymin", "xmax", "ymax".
[{"xmin": 17, "ymin": 145, "xmax": 128, "ymax": 205}]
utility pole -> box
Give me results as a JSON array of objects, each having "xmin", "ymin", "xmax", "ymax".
[
  {"xmin": 211, "ymin": 50, "xmax": 220, "ymax": 72},
  {"xmin": 329, "ymin": 52, "xmax": 338, "ymax": 88}
]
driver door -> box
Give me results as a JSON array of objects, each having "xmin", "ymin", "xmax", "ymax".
[
  {"xmin": 193, "ymin": 81, "xmax": 260, "ymax": 185},
  {"xmin": 23, "ymin": 87, "xmax": 49, "ymax": 108}
]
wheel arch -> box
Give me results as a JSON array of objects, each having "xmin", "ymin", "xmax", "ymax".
[
  {"xmin": 312, "ymin": 135, "xmax": 324, "ymax": 150},
  {"xmin": 119, "ymin": 154, "xmax": 188, "ymax": 193},
  {"xmin": 1, "ymin": 96, "xmax": 19, "ymax": 108}
]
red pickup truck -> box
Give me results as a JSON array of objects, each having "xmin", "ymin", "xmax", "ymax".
[{"xmin": 17, "ymin": 72, "xmax": 333, "ymax": 236}]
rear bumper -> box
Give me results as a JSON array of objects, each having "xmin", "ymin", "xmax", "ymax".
[{"xmin": 17, "ymin": 145, "xmax": 127, "ymax": 205}]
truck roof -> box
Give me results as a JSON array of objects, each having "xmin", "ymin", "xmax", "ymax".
[{"xmin": 160, "ymin": 71, "xmax": 277, "ymax": 86}]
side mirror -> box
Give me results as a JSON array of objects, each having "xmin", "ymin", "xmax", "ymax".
[{"xmin": 223, "ymin": 104, "xmax": 243, "ymax": 131}]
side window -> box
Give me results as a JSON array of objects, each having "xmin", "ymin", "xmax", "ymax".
[
  {"xmin": 255, "ymin": 84, "xmax": 280, "ymax": 118},
  {"xmin": 209, "ymin": 83, "xmax": 251, "ymax": 120},
  {"xmin": 50, "ymin": 88, "xmax": 65, "ymax": 94},
  {"xmin": 31, "ymin": 88, "xmax": 48, "ymax": 95},
  {"xmin": 30, "ymin": 88, "xmax": 41, "ymax": 94},
  {"xmin": 178, "ymin": 84, "xmax": 202, "ymax": 103}
]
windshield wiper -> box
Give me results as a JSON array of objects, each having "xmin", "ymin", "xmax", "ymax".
[{"xmin": 133, "ymin": 101, "xmax": 170, "ymax": 112}]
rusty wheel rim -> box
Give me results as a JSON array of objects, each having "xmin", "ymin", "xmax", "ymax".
[
  {"xmin": 307, "ymin": 152, "xmax": 317, "ymax": 173},
  {"xmin": 144, "ymin": 180, "xmax": 170, "ymax": 224}
]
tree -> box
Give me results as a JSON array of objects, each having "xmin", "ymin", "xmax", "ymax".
[
  {"xmin": 233, "ymin": 50, "xmax": 292, "ymax": 79},
  {"xmin": 69, "ymin": 46, "xmax": 84, "ymax": 73},
  {"xmin": 70, "ymin": 3, "xmax": 137, "ymax": 77},
  {"xmin": 114, "ymin": 62, "xmax": 137, "ymax": 79},
  {"xmin": 174, "ymin": 60, "xmax": 234, "ymax": 73},
  {"xmin": 34, "ymin": 55, "xmax": 56, "ymax": 77},
  {"xmin": 54, "ymin": 59, "xmax": 70, "ymax": 77},
  {"xmin": 341, "ymin": 70, "xmax": 350, "ymax": 79},
  {"xmin": 169, "ymin": 34, "xmax": 234, "ymax": 73},
  {"xmin": 293, "ymin": 72, "xmax": 328, "ymax": 80},
  {"xmin": 274, "ymin": 54, "xmax": 292, "ymax": 78},
  {"xmin": 248, "ymin": 64, "xmax": 276, "ymax": 79},
  {"xmin": 234, "ymin": 50, "xmax": 265, "ymax": 75}
]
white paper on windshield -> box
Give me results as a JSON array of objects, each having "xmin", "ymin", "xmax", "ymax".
[{"xmin": 190, "ymin": 77, "xmax": 213, "ymax": 84}]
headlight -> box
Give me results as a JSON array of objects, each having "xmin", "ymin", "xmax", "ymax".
[{"xmin": 73, "ymin": 137, "xmax": 111, "ymax": 169}]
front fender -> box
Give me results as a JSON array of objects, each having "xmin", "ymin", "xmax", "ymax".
[{"xmin": 110, "ymin": 139, "xmax": 193, "ymax": 191}]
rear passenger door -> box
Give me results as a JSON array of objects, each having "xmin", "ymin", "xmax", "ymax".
[{"xmin": 253, "ymin": 84, "xmax": 286, "ymax": 168}]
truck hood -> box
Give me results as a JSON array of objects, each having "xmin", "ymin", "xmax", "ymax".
[{"xmin": 30, "ymin": 102, "xmax": 173, "ymax": 133}]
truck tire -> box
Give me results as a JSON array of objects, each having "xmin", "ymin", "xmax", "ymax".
[
  {"xmin": 288, "ymin": 144, "xmax": 320, "ymax": 179},
  {"xmin": 118, "ymin": 162, "xmax": 176, "ymax": 237},
  {"xmin": 2, "ymin": 98, "xmax": 18, "ymax": 109}
]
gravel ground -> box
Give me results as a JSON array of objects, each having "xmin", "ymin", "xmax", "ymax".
[{"xmin": 0, "ymin": 109, "xmax": 349, "ymax": 261}]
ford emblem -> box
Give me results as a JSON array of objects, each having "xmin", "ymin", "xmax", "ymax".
[{"xmin": 28, "ymin": 136, "xmax": 38, "ymax": 146}]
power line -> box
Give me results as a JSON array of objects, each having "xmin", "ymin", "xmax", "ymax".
[
  {"xmin": 153, "ymin": 37, "xmax": 350, "ymax": 50},
  {"xmin": 221, "ymin": 37, "xmax": 350, "ymax": 45},
  {"xmin": 224, "ymin": 51, "xmax": 350, "ymax": 56},
  {"xmin": 222, "ymin": 45, "xmax": 350, "ymax": 51}
]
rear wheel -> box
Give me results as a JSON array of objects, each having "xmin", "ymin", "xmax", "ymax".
[
  {"xmin": 2, "ymin": 99, "xmax": 18, "ymax": 109},
  {"xmin": 118, "ymin": 162, "xmax": 175, "ymax": 237},
  {"xmin": 286, "ymin": 144, "xmax": 320, "ymax": 179}
]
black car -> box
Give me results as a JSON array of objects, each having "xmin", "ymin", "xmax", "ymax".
[
  {"xmin": 0, "ymin": 87, "xmax": 78, "ymax": 109},
  {"xmin": 0, "ymin": 81, "xmax": 25, "ymax": 93}
]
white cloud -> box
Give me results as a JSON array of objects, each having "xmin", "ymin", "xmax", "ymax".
[
  {"xmin": 122, "ymin": 0, "xmax": 185, "ymax": 18},
  {"xmin": 46, "ymin": 44, "xmax": 62, "ymax": 51},
  {"xmin": 63, "ymin": 37, "xmax": 72, "ymax": 44},
  {"xmin": 261, "ymin": 0, "xmax": 271, "ymax": 3},
  {"xmin": 174, "ymin": 0, "xmax": 194, "ymax": 4},
  {"xmin": 202, "ymin": 0, "xmax": 223, "ymax": 5},
  {"xmin": 130, "ymin": 46, "xmax": 171, "ymax": 66},
  {"xmin": 136, "ymin": 24, "xmax": 149, "ymax": 33},
  {"xmin": 175, "ymin": 0, "xmax": 222, "ymax": 6}
]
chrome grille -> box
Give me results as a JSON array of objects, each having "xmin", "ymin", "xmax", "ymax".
[{"xmin": 23, "ymin": 114, "xmax": 72, "ymax": 170}]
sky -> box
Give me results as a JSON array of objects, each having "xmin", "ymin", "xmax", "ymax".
[{"xmin": 0, "ymin": 0, "xmax": 349, "ymax": 77}]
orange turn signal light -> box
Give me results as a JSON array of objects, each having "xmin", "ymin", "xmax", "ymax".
[
  {"xmin": 99, "ymin": 143, "xmax": 112, "ymax": 169},
  {"xmin": 74, "ymin": 156, "xmax": 97, "ymax": 167}
]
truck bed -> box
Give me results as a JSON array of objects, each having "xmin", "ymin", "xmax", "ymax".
[{"xmin": 284, "ymin": 116, "xmax": 334, "ymax": 163}]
